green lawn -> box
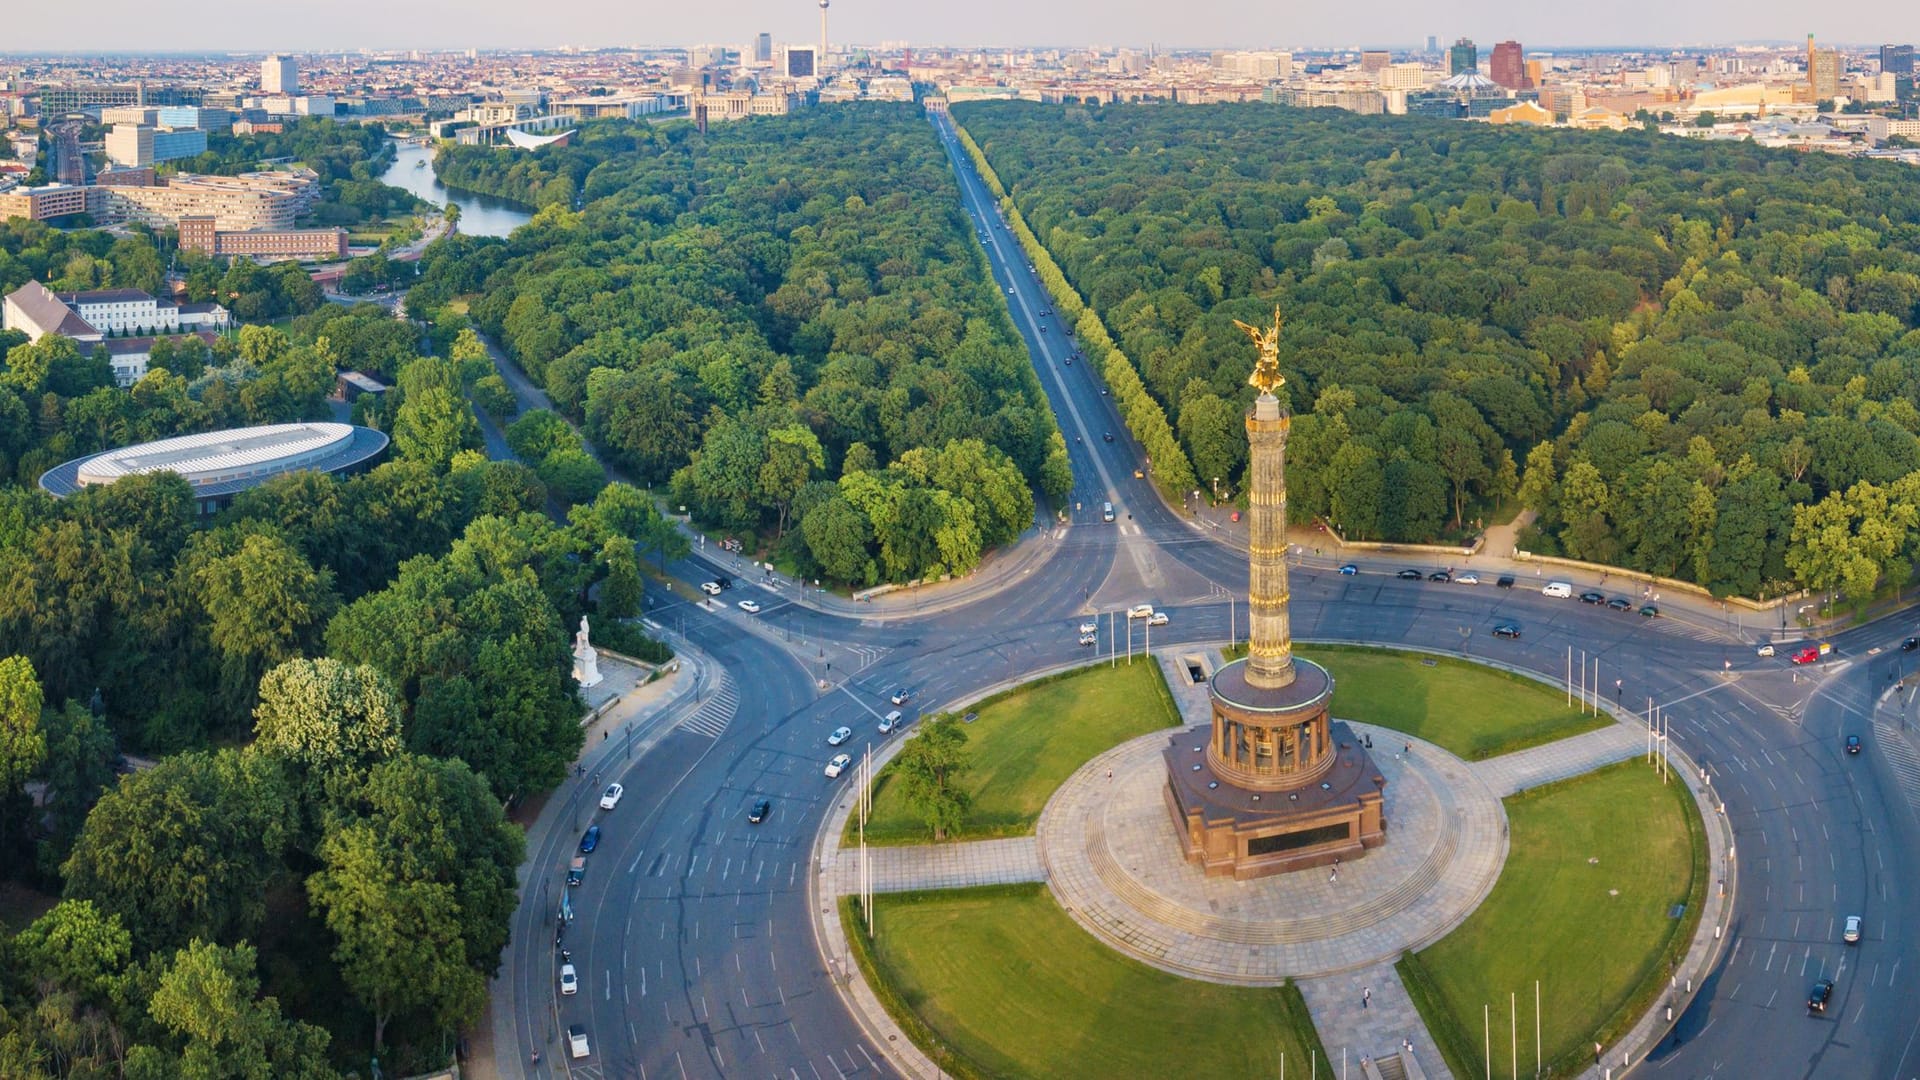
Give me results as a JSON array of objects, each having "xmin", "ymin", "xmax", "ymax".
[
  {"xmin": 850, "ymin": 660, "xmax": 1179, "ymax": 845},
  {"xmin": 1226, "ymin": 643, "xmax": 1608, "ymax": 760},
  {"xmin": 845, "ymin": 884, "xmax": 1327, "ymax": 1080},
  {"xmin": 1399, "ymin": 762, "xmax": 1706, "ymax": 1079}
]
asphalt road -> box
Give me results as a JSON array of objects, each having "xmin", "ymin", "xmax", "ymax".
[{"xmin": 500, "ymin": 108, "xmax": 1920, "ymax": 1080}]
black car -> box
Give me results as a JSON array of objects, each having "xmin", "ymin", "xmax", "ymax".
[
  {"xmin": 1396, "ymin": 568, "xmax": 1423, "ymax": 580},
  {"xmin": 1492, "ymin": 622, "xmax": 1523, "ymax": 639},
  {"xmin": 1496, "ymin": 575, "xmax": 1515, "ymax": 589},
  {"xmin": 1846, "ymin": 735, "xmax": 1861, "ymax": 755},
  {"xmin": 579, "ymin": 825, "xmax": 601, "ymax": 854},
  {"xmin": 1808, "ymin": 978, "xmax": 1834, "ymax": 1013},
  {"xmin": 713, "ymin": 576, "xmax": 732, "ymax": 590},
  {"xmin": 1904, "ymin": 637, "xmax": 1919, "ymax": 652},
  {"xmin": 1640, "ymin": 604, "xmax": 1660, "ymax": 618},
  {"xmin": 1606, "ymin": 597, "xmax": 1633, "ymax": 611},
  {"xmin": 1428, "ymin": 571, "xmax": 1451, "ymax": 583},
  {"xmin": 1579, "ymin": 591, "xmax": 1607, "ymax": 604},
  {"xmin": 749, "ymin": 799, "xmax": 771, "ymax": 824},
  {"xmin": 1103, "ymin": 432, "xmax": 1115, "ymax": 442}
]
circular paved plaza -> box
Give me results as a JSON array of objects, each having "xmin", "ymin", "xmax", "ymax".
[{"xmin": 1035, "ymin": 721, "xmax": 1508, "ymax": 983}]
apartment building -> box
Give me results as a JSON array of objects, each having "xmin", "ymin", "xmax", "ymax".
[{"xmin": 178, "ymin": 216, "xmax": 348, "ymax": 260}]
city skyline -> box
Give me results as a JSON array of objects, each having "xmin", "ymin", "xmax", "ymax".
[{"xmin": 0, "ymin": 0, "xmax": 1914, "ymax": 54}]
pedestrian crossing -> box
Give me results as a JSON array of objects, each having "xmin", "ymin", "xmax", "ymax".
[
  {"xmin": 680, "ymin": 673, "xmax": 739, "ymax": 740},
  {"xmin": 843, "ymin": 643, "xmax": 890, "ymax": 670},
  {"xmin": 1871, "ymin": 715, "xmax": 1920, "ymax": 816},
  {"xmin": 1653, "ymin": 617, "xmax": 1738, "ymax": 643}
]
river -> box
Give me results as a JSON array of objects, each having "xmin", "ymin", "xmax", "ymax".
[{"xmin": 379, "ymin": 141, "xmax": 534, "ymax": 239}]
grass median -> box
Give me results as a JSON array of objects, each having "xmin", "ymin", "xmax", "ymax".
[
  {"xmin": 842, "ymin": 883, "xmax": 1327, "ymax": 1079},
  {"xmin": 1225, "ymin": 642, "xmax": 1607, "ymax": 760},
  {"xmin": 848, "ymin": 658, "xmax": 1180, "ymax": 846},
  {"xmin": 1398, "ymin": 760, "xmax": 1706, "ymax": 1078}
]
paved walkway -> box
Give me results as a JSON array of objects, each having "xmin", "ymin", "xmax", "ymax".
[
  {"xmin": 830, "ymin": 836, "xmax": 1044, "ymax": 894},
  {"xmin": 1301, "ymin": 961, "xmax": 1451, "ymax": 1080},
  {"xmin": 1035, "ymin": 724, "xmax": 1507, "ymax": 982},
  {"xmin": 1470, "ymin": 722, "xmax": 1647, "ymax": 797}
]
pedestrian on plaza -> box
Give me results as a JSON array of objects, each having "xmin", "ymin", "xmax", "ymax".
[
  {"xmin": 1329, "ymin": 866, "xmax": 1338, "ymax": 884},
  {"xmin": 1107, "ymin": 768, "xmax": 1113, "ymax": 782},
  {"xmin": 1362, "ymin": 986, "xmax": 1371, "ymax": 1008},
  {"xmin": 1595, "ymin": 1042, "xmax": 1603, "ymax": 1066}
]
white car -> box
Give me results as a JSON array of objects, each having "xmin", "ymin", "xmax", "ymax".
[
  {"xmin": 879, "ymin": 711, "xmax": 901, "ymax": 734},
  {"xmin": 825, "ymin": 753, "xmax": 852, "ymax": 778},
  {"xmin": 1079, "ymin": 622, "xmax": 1098, "ymax": 634},
  {"xmin": 700, "ymin": 581, "xmax": 722, "ymax": 595},
  {"xmin": 1455, "ymin": 572, "xmax": 1479, "ymax": 585},
  {"xmin": 1756, "ymin": 643, "xmax": 1776, "ymax": 657},
  {"xmin": 1146, "ymin": 612, "xmax": 1169, "ymax": 627},
  {"xmin": 567, "ymin": 1024, "xmax": 590, "ymax": 1059},
  {"xmin": 559, "ymin": 963, "xmax": 578, "ymax": 995},
  {"xmin": 827, "ymin": 726, "xmax": 853, "ymax": 746},
  {"xmin": 598, "ymin": 783, "xmax": 624, "ymax": 810},
  {"xmin": 890, "ymin": 688, "xmax": 913, "ymax": 706},
  {"xmin": 1844, "ymin": 915, "xmax": 1862, "ymax": 944},
  {"xmin": 738, "ymin": 599, "xmax": 761, "ymax": 614},
  {"xmin": 1127, "ymin": 604, "xmax": 1155, "ymax": 620}
]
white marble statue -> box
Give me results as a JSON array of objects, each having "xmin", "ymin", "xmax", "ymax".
[{"xmin": 572, "ymin": 615, "xmax": 603, "ymax": 689}]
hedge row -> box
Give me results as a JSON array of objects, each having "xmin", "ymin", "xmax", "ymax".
[{"xmin": 952, "ymin": 121, "xmax": 1198, "ymax": 504}]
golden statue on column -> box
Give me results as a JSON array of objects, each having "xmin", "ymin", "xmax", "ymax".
[{"xmin": 1233, "ymin": 306, "xmax": 1287, "ymax": 396}]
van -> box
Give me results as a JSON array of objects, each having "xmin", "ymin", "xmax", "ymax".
[
  {"xmin": 880, "ymin": 710, "xmax": 903, "ymax": 733},
  {"xmin": 1102, "ymin": 501, "xmax": 1115, "ymax": 523},
  {"xmin": 1542, "ymin": 581, "xmax": 1573, "ymax": 598}
]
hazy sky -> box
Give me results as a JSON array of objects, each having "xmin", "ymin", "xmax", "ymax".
[{"xmin": 3, "ymin": 0, "xmax": 1913, "ymax": 53}]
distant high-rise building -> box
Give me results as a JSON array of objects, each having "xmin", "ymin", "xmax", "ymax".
[
  {"xmin": 1426, "ymin": 35, "xmax": 1439, "ymax": 54},
  {"xmin": 1490, "ymin": 40, "xmax": 1529, "ymax": 89},
  {"xmin": 1809, "ymin": 46, "xmax": 1841, "ymax": 100},
  {"xmin": 1449, "ymin": 38, "xmax": 1477, "ymax": 77},
  {"xmin": 1882, "ymin": 44, "xmax": 1915, "ymax": 76},
  {"xmin": 755, "ymin": 32, "xmax": 773, "ymax": 63},
  {"xmin": 1360, "ymin": 50, "xmax": 1391, "ymax": 75},
  {"xmin": 785, "ymin": 46, "xmax": 816, "ymax": 79},
  {"xmin": 261, "ymin": 55, "xmax": 298, "ymax": 95}
]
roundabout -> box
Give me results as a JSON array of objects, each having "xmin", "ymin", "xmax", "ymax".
[{"xmin": 818, "ymin": 643, "xmax": 1723, "ymax": 1080}]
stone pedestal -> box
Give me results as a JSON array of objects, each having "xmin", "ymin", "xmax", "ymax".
[{"xmin": 1165, "ymin": 657, "xmax": 1386, "ymax": 879}]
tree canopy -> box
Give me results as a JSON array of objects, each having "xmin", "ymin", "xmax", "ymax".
[{"xmin": 957, "ymin": 101, "xmax": 1920, "ymax": 598}]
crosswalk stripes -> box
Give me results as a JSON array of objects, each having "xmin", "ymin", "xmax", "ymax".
[
  {"xmin": 1871, "ymin": 716, "xmax": 1920, "ymax": 815},
  {"xmin": 844, "ymin": 644, "xmax": 891, "ymax": 670},
  {"xmin": 1651, "ymin": 617, "xmax": 1738, "ymax": 643},
  {"xmin": 679, "ymin": 673, "xmax": 739, "ymax": 740}
]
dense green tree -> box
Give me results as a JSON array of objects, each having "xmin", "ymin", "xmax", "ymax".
[
  {"xmin": 391, "ymin": 356, "xmax": 480, "ymax": 470},
  {"xmin": 63, "ymin": 748, "xmax": 296, "ymax": 953},
  {"xmin": 135, "ymin": 939, "xmax": 337, "ymax": 1080},
  {"xmin": 0, "ymin": 653, "xmax": 46, "ymax": 864},
  {"xmin": 251, "ymin": 658, "xmax": 405, "ymax": 786},
  {"xmin": 891, "ymin": 716, "xmax": 973, "ymax": 841},
  {"xmin": 33, "ymin": 700, "xmax": 119, "ymax": 872},
  {"xmin": 307, "ymin": 753, "xmax": 521, "ymax": 1050}
]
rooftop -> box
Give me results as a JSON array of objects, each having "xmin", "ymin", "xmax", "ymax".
[{"xmin": 40, "ymin": 422, "xmax": 389, "ymax": 500}]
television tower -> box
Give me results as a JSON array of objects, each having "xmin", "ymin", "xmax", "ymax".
[{"xmin": 818, "ymin": 0, "xmax": 829, "ymax": 73}]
